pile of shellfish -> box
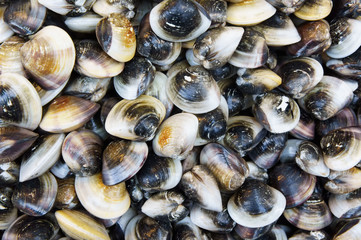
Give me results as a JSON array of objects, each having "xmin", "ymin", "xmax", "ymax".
[{"xmin": 1, "ymin": 0, "xmax": 361, "ymax": 239}]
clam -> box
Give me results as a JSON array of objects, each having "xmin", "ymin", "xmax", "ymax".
[
  {"xmin": 19, "ymin": 133, "xmax": 65, "ymax": 182},
  {"xmin": 20, "ymin": 25, "xmax": 76, "ymax": 90},
  {"xmin": 75, "ymin": 172, "xmax": 131, "ymax": 219},
  {"xmin": 289, "ymin": 230, "xmax": 329, "ymax": 240},
  {"xmin": 3, "ymin": 213, "xmax": 59, "ymax": 240},
  {"xmin": 193, "ymin": 26, "xmax": 244, "ymax": 70},
  {"xmin": 180, "ymin": 165, "xmax": 222, "ymax": 212},
  {"xmin": 326, "ymin": 46, "xmax": 361, "ymax": 79},
  {"xmin": 0, "ymin": 73, "xmax": 42, "ymax": 130},
  {"xmin": 62, "ymin": 130, "xmax": 103, "ymax": 177},
  {"xmin": 141, "ymin": 190, "xmax": 188, "ymax": 222},
  {"xmin": 229, "ymin": 28, "xmax": 269, "ymax": 69},
  {"xmin": 64, "ymin": 11, "xmax": 102, "ymax": 33},
  {"xmin": 253, "ymin": 92, "xmax": 301, "ymax": 134},
  {"xmin": 113, "ymin": 57, "xmax": 155, "ymax": 100},
  {"xmin": 174, "ymin": 216, "xmax": 205, "ymax": 240},
  {"xmin": 194, "ymin": 0, "xmax": 227, "ymax": 28},
  {"xmin": 332, "ymin": 218, "xmax": 361, "ymax": 240},
  {"xmin": 166, "ymin": 65, "xmax": 221, "ymax": 114},
  {"xmin": 246, "ymin": 161, "xmax": 269, "ymax": 182},
  {"xmin": 277, "ymin": 57, "xmax": 324, "ymax": 99},
  {"xmin": 111, "ymin": 207, "xmax": 137, "ymax": 239},
  {"xmin": 39, "ymin": 95, "xmax": 100, "ymax": 133},
  {"xmin": 0, "ymin": 161, "xmax": 19, "ymax": 186},
  {"xmin": 320, "ymin": 127, "xmax": 361, "ymax": 171},
  {"xmin": 324, "ymin": 167, "xmax": 361, "ymax": 194},
  {"xmin": 96, "ymin": 13, "xmax": 136, "ymax": 62},
  {"xmin": 54, "ymin": 177, "xmax": 79, "ymax": 210},
  {"xmin": 186, "ymin": 48, "xmax": 202, "ymax": 66},
  {"xmin": 126, "ymin": 178, "xmax": 144, "ymax": 203},
  {"xmin": 0, "ymin": 187, "xmax": 17, "ymax": 230},
  {"xmin": 12, "ymin": 172, "xmax": 58, "ymax": 216},
  {"xmin": 265, "ymin": 0, "xmax": 306, "ymax": 14},
  {"xmin": 294, "ymin": 0, "xmax": 333, "ymax": 21},
  {"xmin": 74, "ymin": 39, "xmax": 124, "ymax": 78},
  {"xmin": 152, "ymin": 113, "xmax": 198, "ymax": 160},
  {"xmin": 200, "ymin": 143, "xmax": 249, "ymax": 192},
  {"xmin": 50, "ymin": 158, "xmax": 73, "ymax": 180},
  {"xmin": 92, "ymin": 0, "xmax": 135, "ymax": 18},
  {"xmin": 55, "ymin": 209, "xmax": 110, "ymax": 240},
  {"xmin": 149, "ymin": 0, "xmax": 211, "ymax": 42},
  {"xmin": 226, "ymin": 0, "xmax": 276, "ymax": 26},
  {"xmin": 0, "ymin": 6, "xmax": 13, "ymax": 43},
  {"xmin": 298, "ymin": 76, "xmax": 357, "ymax": 121},
  {"xmin": 137, "ymin": 13, "xmax": 182, "ymax": 66},
  {"xmin": 232, "ymin": 222, "xmax": 275, "ymax": 240},
  {"xmin": 102, "ymin": 140, "xmax": 148, "ymax": 186},
  {"xmin": 136, "ymin": 152, "xmax": 183, "ymax": 191},
  {"xmin": 0, "ymin": 36, "xmax": 26, "ymax": 77},
  {"xmin": 105, "ymin": 95, "xmax": 166, "ymax": 141},
  {"xmin": 209, "ymin": 63, "xmax": 237, "ymax": 81},
  {"xmin": 326, "ymin": 18, "xmax": 361, "ymax": 59},
  {"xmin": 38, "ymin": 0, "xmax": 95, "ymax": 16},
  {"xmin": 290, "ymin": 111, "xmax": 316, "ymax": 140},
  {"xmin": 0, "ymin": 126, "xmax": 38, "ymax": 163},
  {"xmin": 33, "ymin": 79, "xmax": 70, "ymax": 107},
  {"xmin": 4, "ymin": 0, "xmax": 46, "ymax": 36},
  {"xmin": 227, "ymin": 180, "xmax": 286, "ymax": 228},
  {"xmin": 329, "ymin": 188, "xmax": 361, "ymax": 219},
  {"xmin": 182, "ymin": 146, "xmax": 201, "ymax": 173}
]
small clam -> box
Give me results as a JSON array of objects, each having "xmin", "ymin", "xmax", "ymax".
[
  {"xmin": 75, "ymin": 172, "xmax": 131, "ymax": 219},
  {"xmin": 265, "ymin": 0, "xmax": 306, "ymax": 14},
  {"xmin": 324, "ymin": 167, "xmax": 361, "ymax": 194},
  {"xmin": 50, "ymin": 158, "xmax": 73, "ymax": 180},
  {"xmin": 0, "ymin": 73, "xmax": 42, "ymax": 130},
  {"xmin": 174, "ymin": 216, "xmax": 205, "ymax": 240},
  {"xmin": 102, "ymin": 140, "xmax": 148, "ymax": 186},
  {"xmin": 20, "ymin": 26, "xmax": 76, "ymax": 90},
  {"xmin": 152, "ymin": 113, "xmax": 198, "ymax": 160},
  {"xmin": 0, "ymin": 36, "xmax": 26, "ymax": 77},
  {"xmin": 149, "ymin": 0, "xmax": 211, "ymax": 42},
  {"xmin": 166, "ymin": 65, "xmax": 221, "ymax": 114},
  {"xmin": 329, "ymin": 188, "xmax": 361, "ymax": 219},
  {"xmin": 74, "ymin": 39, "xmax": 124, "ymax": 78},
  {"xmin": 55, "ymin": 209, "xmax": 110, "ymax": 240},
  {"xmin": 227, "ymin": 180, "xmax": 286, "ymax": 228},
  {"xmin": 64, "ymin": 11, "xmax": 102, "ymax": 33},
  {"xmin": 0, "ymin": 161, "xmax": 19, "ymax": 186},
  {"xmin": 294, "ymin": 0, "xmax": 333, "ymax": 21},
  {"xmin": 180, "ymin": 165, "xmax": 222, "ymax": 212},
  {"xmin": 19, "ymin": 133, "xmax": 65, "ymax": 182},
  {"xmin": 226, "ymin": 0, "xmax": 276, "ymax": 26},
  {"xmin": 12, "ymin": 172, "xmax": 58, "ymax": 216},
  {"xmin": 195, "ymin": 0, "xmax": 227, "ymax": 28},
  {"xmin": 39, "ymin": 95, "xmax": 100, "ymax": 133},
  {"xmin": 62, "ymin": 130, "xmax": 103, "ymax": 177},
  {"xmin": 200, "ymin": 143, "xmax": 249, "ymax": 192},
  {"xmin": 0, "ymin": 6, "xmax": 13, "ymax": 43},
  {"xmin": 4, "ymin": 0, "xmax": 46, "ymax": 36},
  {"xmin": 113, "ymin": 57, "xmax": 155, "ymax": 100},
  {"xmin": 3, "ymin": 213, "xmax": 59, "ymax": 240},
  {"xmin": 105, "ymin": 95, "xmax": 166, "ymax": 141},
  {"xmin": 38, "ymin": 0, "xmax": 95, "ymax": 16},
  {"xmin": 141, "ymin": 190, "xmax": 188, "ymax": 222},
  {"xmin": 54, "ymin": 177, "xmax": 79, "ymax": 210}
]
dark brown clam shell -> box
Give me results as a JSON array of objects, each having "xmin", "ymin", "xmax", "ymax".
[
  {"xmin": 54, "ymin": 177, "xmax": 79, "ymax": 210},
  {"xmin": 289, "ymin": 110, "xmax": 315, "ymax": 141},
  {"xmin": 0, "ymin": 186, "xmax": 17, "ymax": 230},
  {"xmin": 100, "ymin": 97, "xmax": 121, "ymax": 125},
  {"xmin": 125, "ymin": 215, "xmax": 173, "ymax": 240},
  {"xmin": 174, "ymin": 217, "xmax": 205, "ymax": 240}
]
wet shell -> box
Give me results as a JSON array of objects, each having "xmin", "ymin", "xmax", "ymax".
[
  {"xmin": 19, "ymin": 133, "xmax": 65, "ymax": 182},
  {"xmin": 96, "ymin": 13, "xmax": 136, "ymax": 62},
  {"xmin": 92, "ymin": 0, "xmax": 136, "ymax": 18},
  {"xmin": 75, "ymin": 172, "xmax": 131, "ymax": 219},
  {"xmin": 149, "ymin": 0, "xmax": 211, "ymax": 42},
  {"xmin": 20, "ymin": 26, "xmax": 75, "ymax": 90},
  {"xmin": 74, "ymin": 40, "xmax": 124, "ymax": 78},
  {"xmin": 0, "ymin": 161, "xmax": 19, "ymax": 186},
  {"xmin": 38, "ymin": 0, "xmax": 95, "ymax": 16},
  {"xmin": 290, "ymin": 111, "xmax": 316, "ymax": 141},
  {"xmin": 62, "ymin": 130, "xmax": 103, "ymax": 177},
  {"xmin": 64, "ymin": 11, "xmax": 102, "ymax": 33},
  {"xmin": 194, "ymin": 0, "xmax": 227, "ymax": 28},
  {"xmin": 105, "ymin": 95, "xmax": 166, "ymax": 141},
  {"xmin": 12, "ymin": 172, "xmax": 58, "ymax": 216},
  {"xmin": 266, "ymin": 0, "xmax": 306, "ymax": 14},
  {"xmin": 39, "ymin": 95, "xmax": 100, "ymax": 133},
  {"xmin": 55, "ymin": 209, "xmax": 110, "ymax": 240},
  {"xmin": 329, "ymin": 188, "xmax": 361, "ymax": 219},
  {"xmin": 200, "ymin": 143, "xmax": 249, "ymax": 192},
  {"xmin": 174, "ymin": 216, "xmax": 205, "ymax": 240},
  {"xmin": 0, "ymin": 126, "xmax": 38, "ymax": 163},
  {"xmin": 0, "ymin": 36, "xmax": 26, "ymax": 76},
  {"xmin": 294, "ymin": 0, "xmax": 333, "ymax": 21},
  {"xmin": 33, "ymin": 79, "xmax": 69, "ymax": 107},
  {"xmin": 324, "ymin": 167, "xmax": 361, "ymax": 194},
  {"xmin": 54, "ymin": 177, "xmax": 79, "ymax": 210},
  {"xmin": 0, "ymin": 73, "xmax": 42, "ymax": 130},
  {"xmin": 232, "ymin": 222, "xmax": 275, "ymax": 240},
  {"xmin": 102, "ymin": 140, "xmax": 148, "ymax": 186},
  {"xmin": 326, "ymin": 47, "xmax": 361, "ymax": 79},
  {"xmin": 0, "ymin": 6, "xmax": 13, "ymax": 43}
]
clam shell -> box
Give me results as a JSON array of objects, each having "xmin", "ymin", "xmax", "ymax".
[
  {"xmin": 247, "ymin": 161, "xmax": 269, "ymax": 182},
  {"xmin": 33, "ymin": 79, "xmax": 69, "ymax": 107},
  {"xmin": 325, "ymin": 167, "xmax": 361, "ymax": 194},
  {"xmin": 54, "ymin": 177, "xmax": 79, "ymax": 210},
  {"xmin": 290, "ymin": 111, "xmax": 316, "ymax": 141},
  {"xmin": 174, "ymin": 216, "xmax": 205, "ymax": 240},
  {"xmin": 329, "ymin": 188, "xmax": 361, "ymax": 219},
  {"xmin": 326, "ymin": 47, "xmax": 361, "ymax": 78},
  {"xmin": 92, "ymin": 0, "xmax": 135, "ymax": 18},
  {"xmin": 38, "ymin": 0, "xmax": 95, "ymax": 16},
  {"xmin": 233, "ymin": 222, "xmax": 275, "ymax": 240},
  {"xmin": 50, "ymin": 158, "xmax": 73, "ymax": 180},
  {"xmin": 333, "ymin": 218, "xmax": 361, "ymax": 239},
  {"xmin": 39, "ymin": 95, "xmax": 100, "ymax": 133},
  {"xmin": 289, "ymin": 230, "xmax": 329, "ymax": 240},
  {"xmin": 64, "ymin": 11, "xmax": 102, "ymax": 33},
  {"xmin": 12, "ymin": 172, "xmax": 58, "ymax": 216},
  {"xmin": 75, "ymin": 172, "xmax": 131, "ymax": 219},
  {"xmin": 266, "ymin": 0, "xmax": 306, "ymax": 14},
  {"xmin": 0, "ymin": 6, "xmax": 13, "ymax": 43},
  {"xmin": 19, "ymin": 133, "xmax": 65, "ymax": 182},
  {"xmin": 294, "ymin": 0, "xmax": 333, "ymax": 21},
  {"xmin": 0, "ymin": 187, "xmax": 17, "ymax": 230},
  {"xmin": 194, "ymin": 0, "xmax": 226, "ymax": 28},
  {"xmin": 0, "ymin": 36, "xmax": 26, "ymax": 77},
  {"xmin": 0, "ymin": 161, "xmax": 19, "ymax": 186},
  {"xmin": 0, "ymin": 73, "xmax": 42, "ymax": 130}
]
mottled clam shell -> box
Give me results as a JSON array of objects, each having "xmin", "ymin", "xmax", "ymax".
[
  {"xmin": 289, "ymin": 230, "xmax": 329, "ymax": 240},
  {"xmin": 4, "ymin": 0, "xmax": 46, "ymax": 36},
  {"xmin": 20, "ymin": 26, "xmax": 76, "ymax": 90},
  {"xmin": 39, "ymin": 95, "xmax": 100, "ymax": 133},
  {"xmin": 62, "ymin": 130, "xmax": 103, "ymax": 177},
  {"xmin": 200, "ymin": 143, "xmax": 249, "ymax": 192},
  {"xmin": 247, "ymin": 161, "xmax": 268, "ymax": 182},
  {"xmin": 33, "ymin": 79, "xmax": 69, "ymax": 107},
  {"xmin": 174, "ymin": 216, "xmax": 205, "ymax": 240},
  {"xmin": 102, "ymin": 140, "xmax": 148, "ymax": 186},
  {"xmin": 226, "ymin": 0, "xmax": 276, "ymax": 26},
  {"xmin": 0, "ymin": 36, "xmax": 26, "ymax": 76},
  {"xmin": 233, "ymin": 222, "xmax": 275, "ymax": 240},
  {"xmin": 96, "ymin": 13, "xmax": 136, "ymax": 62},
  {"xmin": 74, "ymin": 40, "xmax": 124, "ymax": 78},
  {"xmin": 149, "ymin": 0, "xmax": 211, "ymax": 42},
  {"xmin": 0, "ymin": 73, "xmax": 42, "ymax": 130},
  {"xmin": 265, "ymin": 0, "xmax": 306, "ymax": 14},
  {"xmin": 290, "ymin": 110, "xmax": 316, "ymax": 141},
  {"xmin": 326, "ymin": 47, "xmax": 361, "ymax": 78},
  {"xmin": 38, "ymin": 0, "xmax": 95, "ymax": 16},
  {"xmin": 181, "ymin": 165, "xmax": 222, "ymax": 212},
  {"xmin": 329, "ymin": 188, "xmax": 361, "ymax": 219},
  {"xmin": 54, "ymin": 177, "xmax": 79, "ymax": 210},
  {"xmin": 195, "ymin": 0, "xmax": 226, "ymax": 27},
  {"xmin": 20, "ymin": 133, "xmax": 65, "ymax": 182},
  {"xmin": 0, "ymin": 206, "xmax": 17, "ymax": 230},
  {"xmin": 0, "ymin": 161, "xmax": 19, "ymax": 186},
  {"xmin": 0, "ymin": 126, "xmax": 38, "ymax": 163},
  {"xmin": 325, "ymin": 167, "xmax": 361, "ymax": 194},
  {"xmin": 227, "ymin": 180, "xmax": 286, "ymax": 228},
  {"xmin": 75, "ymin": 172, "xmax": 130, "ymax": 219},
  {"xmin": 105, "ymin": 95, "xmax": 166, "ymax": 141},
  {"xmin": 2, "ymin": 213, "xmax": 59, "ymax": 240},
  {"xmin": 294, "ymin": 0, "xmax": 333, "ymax": 21},
  {"xmin": 64, "ymin": 11, "xmax": 102, "ymax": 33},
  {"xmin": 12, "ymin": 172, "xmax": 58, "ymax": 216},
  {"xmin": 55, "ymin": 209, "xmax": 110, "ymax": 240},
  {"xmin": 0, "ymin": 6, "xmax": 13, "ymax": 43},
  {"xmin": 152, "ymin": 113, "xmax": 198, "ymax": 160},
  {"xmin": 92, "ymin": 0, "xmax": 135, "ymax": 18}
]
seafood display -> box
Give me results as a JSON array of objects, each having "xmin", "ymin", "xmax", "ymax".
[{"xmin": 1, "ymin": 0, "xmax": 361, "ymax": 239}]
